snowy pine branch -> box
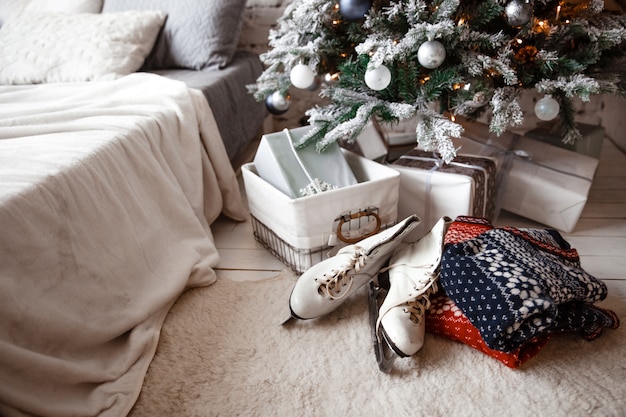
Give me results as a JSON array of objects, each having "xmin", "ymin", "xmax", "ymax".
[
  {"xmin": 415, "ymin": 110, "xmax": 463, "ymax": 163},
  {"xmin": 302, "ymin": 87, "xmax": 415, "ymax": 150},
  {"xmin": 490, "ymin": 87, "xmax": 523, "ymax": 134},
  {"xmin": 249, "ymin": 0, "xmax": 626, "ymax": 162},
  {"xmin": 535, "ymin": 74, "xmax": 601, "ymax": 101}
]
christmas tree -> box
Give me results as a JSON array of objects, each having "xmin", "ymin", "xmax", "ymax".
[{"xmin": 248, "ymin": 0, "xmax": 626, "ymax": 163}]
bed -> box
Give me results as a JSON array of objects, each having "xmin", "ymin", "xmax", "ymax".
[{"xmin": 0, "ymin": 1, "xmax": 265, "ymax": 416}]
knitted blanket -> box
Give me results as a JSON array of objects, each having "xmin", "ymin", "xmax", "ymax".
[{"xmin": 439, "ymin": 217, "xmax": 619, "ymax": 353}]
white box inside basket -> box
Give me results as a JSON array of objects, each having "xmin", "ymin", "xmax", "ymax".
[{"xmin": 242, "ymin": 150, "xmax": 400, "ymax": 251}]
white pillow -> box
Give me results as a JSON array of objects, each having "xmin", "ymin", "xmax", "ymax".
[
  {"xmin": 24, "ymin": 0, "xmax": 103, "ymax": 13},
  {"xmin": 0, "ymin": 0, "xmax": 103, "ymax": 26},
  {"xmin": 0, "ymin": 11, "xmax": 166, "ymax": 84}
]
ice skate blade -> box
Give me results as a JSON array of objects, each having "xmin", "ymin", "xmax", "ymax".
[
  {"xmin": 281, "ymin": 301, "xmax": 309, "ymax": 325},
  {"xmin": 368, "ymin": 281, "xmax": 398, "ymax": 373},
  {"xmin": 281, "ymin": 291, "xmax": 301, "ymax": 325}
]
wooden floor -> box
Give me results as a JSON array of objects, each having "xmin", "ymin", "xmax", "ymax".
[{"xmin": 212, "ymin": 135, "xmax": 626, "ymax": 302}]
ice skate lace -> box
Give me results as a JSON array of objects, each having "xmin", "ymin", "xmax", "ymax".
[
  {"xmin": 376, "ymin": 263, "xmax": 439, "ymax": 334},
  {"xmin": 316, "ymin": 248, "xmax": 369, "ymax": 300},
  {"xmin": 402, "ymin": 278, "xmax": 438, "ymax": 325}
]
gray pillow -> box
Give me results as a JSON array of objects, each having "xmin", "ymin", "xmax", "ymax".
[{"xmin": 102, "ymin": 0, "xmax": 247, "ymax": 70}]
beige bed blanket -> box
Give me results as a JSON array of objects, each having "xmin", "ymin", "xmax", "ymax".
[{"xmin": 0, "ymin": 73, "xmax": 247, "ymax": 417}]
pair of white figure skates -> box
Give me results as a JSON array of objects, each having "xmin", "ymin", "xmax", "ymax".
[{"xmin": 286, "ymin": 214, "xmax": 452, "ymax": 372}]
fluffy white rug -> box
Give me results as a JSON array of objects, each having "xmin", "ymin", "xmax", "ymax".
[{"xmin": 130, "ymin": 270, "xmax": 626, "ymax": 417}]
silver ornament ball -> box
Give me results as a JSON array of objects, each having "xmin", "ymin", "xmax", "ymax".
[
  {"xmin": 417, "ymin": 40, "xmax": 446, "ymax": 69},
  {"xmin": 339, "ymin": 0, "xmax": 373, "ymax": 21},
  {"xmin": 265, "ymin": 91, "xmax": 291, "ymax": 115},
  {"xmin": 505, "ymin": 0, "xmax": 533, "ymax": 27}
]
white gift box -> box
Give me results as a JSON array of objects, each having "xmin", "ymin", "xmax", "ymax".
[
  {"xmin": 253, "ymin": 125, "xmax": 358, "ymax": 199},
  {"xmin": 498, "ymin": 137, "xmax": 598, "ymax": 232},
  {"xmin": 341, "ymin": 119, "xmax": 388, "ymax": 162},
  {"xmin": 242, "ymin": 150, "xmax": 400, "ymax": 273},
  {"xmin": 454, "ymin": 119, "xmax": 599, "ymax": 232},
  {"xmin": 525, "ymin": 122, "xmax": 604, "ymax": 159},
  {"xmin": 390, "ymin": 149, "xmax": 497, "ymax": 241}
]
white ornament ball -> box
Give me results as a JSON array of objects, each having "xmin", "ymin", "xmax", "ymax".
[
  {"xmin": 290, "ymin": 64, "xmax": 315, "ymax": 89},
  {"xmin": 535, "ymin": 95, "xmax": 560, "ymax": 121},
  {"xmin": 364, "ymin": 65, "xmax": 392, "ymax": 91},
  {"xmin": 417, "ymin": 40, "xmax": 446, "ymax": 69},
  {"xmin": 306, "ymin": 76, "xmax": 321, "ymax": 91}
]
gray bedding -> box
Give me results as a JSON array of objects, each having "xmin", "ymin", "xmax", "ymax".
[{"xmin": 153, "ymin": 50, "xmax": 266, "ymax": 160}]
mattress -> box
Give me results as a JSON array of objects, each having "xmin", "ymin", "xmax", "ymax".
[
  {"xmin": 153, "ymin": 50, "xmax": 267, "ymax": 161},
  {"xmin": 0, "ymin": 73, "xmax": 247, "ymax": 417}
]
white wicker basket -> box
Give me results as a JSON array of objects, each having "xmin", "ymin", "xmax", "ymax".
[{"xmin": 242, "ymin": 150, "xmax": 400, "ymax": 273}]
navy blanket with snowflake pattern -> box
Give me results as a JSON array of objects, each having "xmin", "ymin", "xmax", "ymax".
[{"xmin": 439, "ymin": 226, "xmax": 617, "ymax": 353}]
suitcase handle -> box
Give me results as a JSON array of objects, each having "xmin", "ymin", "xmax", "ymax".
[{"xmin": 336, "ymin": 209, "xmax": 381, "ymax": 244}]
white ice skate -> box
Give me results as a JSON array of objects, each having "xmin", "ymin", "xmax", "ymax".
[
  {"xmin": 286, "ymin": 215, "xmax": 421, "ymax": 321},
  {"xmin": 369, "ymin": 216, "xmax": 452, "ymax": 370}
]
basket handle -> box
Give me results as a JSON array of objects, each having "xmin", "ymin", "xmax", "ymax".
[{"xmin": 336, "ymin": 210, "xmax": 381, "ymax": 244}]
